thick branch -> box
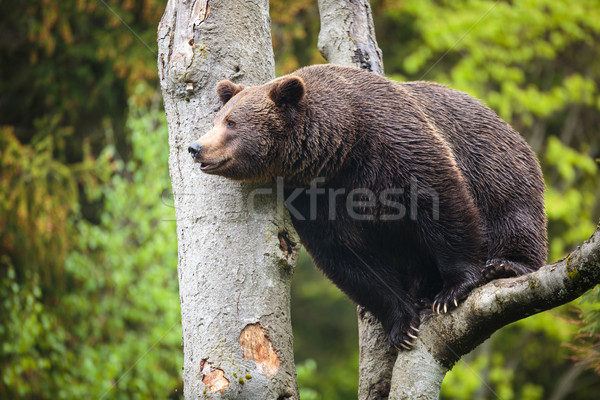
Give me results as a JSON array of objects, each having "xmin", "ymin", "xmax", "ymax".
[
  {"xmin": 390, "ymin": 222, "xmax": 600, "ymax": 399},
  {"xmin": 422, "ymin": 222, "xmax": 600, "ymax": 368}
]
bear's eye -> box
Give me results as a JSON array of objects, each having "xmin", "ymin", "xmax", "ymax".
[{"xmin": 226, "ymin": 120, "xmax": 236, "ymax": 128}]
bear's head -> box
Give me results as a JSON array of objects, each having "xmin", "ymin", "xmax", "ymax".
[{"xmin": 188, "ymin": 76, "xmax": 306, "ymax": 182}]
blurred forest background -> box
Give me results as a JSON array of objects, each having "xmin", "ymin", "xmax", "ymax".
[{"xmin": 1, "ymin": 0, "xmax": 600, "ymax": 398}]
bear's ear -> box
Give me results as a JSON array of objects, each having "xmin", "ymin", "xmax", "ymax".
[
  {"xmin": 268, "ymin": 76, "xmax": 305, "ymax": 107},
  {"xmin": 216, "ymin": 80, "xmax": 246, "ymax": 104}
]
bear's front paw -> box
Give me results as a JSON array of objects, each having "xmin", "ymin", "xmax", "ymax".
[
  {"xmin": 432, "ymin": 280, "xmax": 478, "ymax": 314},
  {"xmin": 387, "ymin": 314, "xmax": 420, "ymax": 351}
]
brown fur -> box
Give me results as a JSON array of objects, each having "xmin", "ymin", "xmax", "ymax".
[{"xmin": 188, "ymin": 65, "xmax": 547, "ymax": 349}]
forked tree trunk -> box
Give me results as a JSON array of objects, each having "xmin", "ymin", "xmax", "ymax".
[{"xmin": 158, "ymin": 1, "xmax": 300, "ymax": 398}]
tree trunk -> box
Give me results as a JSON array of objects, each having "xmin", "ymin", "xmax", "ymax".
[
  {"xmin": 158, "ymin": 1, "xmax": 300, "ymax": 398},
  {"xmin": 318, "ymin": 0, "xmax": 383, "ymax": 75}
]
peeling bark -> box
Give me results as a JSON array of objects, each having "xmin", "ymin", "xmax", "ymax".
[
  {"xmin": 201, "ymin": 360, "xmax": 230, "ymax": 394},
  {"xmin": 158, "ymin": 1, "xmax": 300, "ymax": 398}
]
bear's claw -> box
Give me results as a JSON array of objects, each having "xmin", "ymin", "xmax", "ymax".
[
  {"xmin": 432, "ymin": 299, "xmax": 455, "ymax": 314},
  {"xmin": 389, "ymin": 316, "xmax": 420, "ymax": 350},
  {"xmin": 432, "ymin": 298, "xmax": 461, "ymax": 314},
  {"xmin": 396, "ymin": 339, "xmax": 417, "ymax": 351},
  {"xmin": 433, "ymin": 280, "xmax": 478, "ymax": 314}
]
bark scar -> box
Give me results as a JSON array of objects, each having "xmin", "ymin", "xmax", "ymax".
[
  {"xmin": 278, "ymin": 230, "xmax": 295, "ymax": 259},
  {"xmin": 200, "ymin": 359, "xmax": 229, "ymax": 394},
  {"xmin": 239, "ymin": 323, "xmax": 281, "ymax": 378}
]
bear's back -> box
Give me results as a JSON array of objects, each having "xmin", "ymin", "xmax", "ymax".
[
  {"xmin": 399, "ymin": 82, "xmax": 544, "ymax": 204},
  {"xmin": 296, "ymin": 65, "xmax": 543, "ymax": 199},
  {"xmin": 294, "ymin": 64, "xmax": 547, "ymax": 267},
  {"xmin": 294, "ymin": 64, "xmax": 544, "ymax": 202}
]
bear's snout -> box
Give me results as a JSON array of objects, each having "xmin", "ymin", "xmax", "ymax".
[{"xmin": 188, "ymin": 142, "xmax": 203, "ymax": 161}]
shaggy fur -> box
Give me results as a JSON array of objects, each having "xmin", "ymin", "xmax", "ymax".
[{"xmin": 188, "ymin": 65, "xmax": 547, "ymax": 350}]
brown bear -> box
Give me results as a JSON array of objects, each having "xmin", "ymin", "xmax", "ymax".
[{"xmin": 188, "ymin": 64, "xmax": 547, "ymax": 350}]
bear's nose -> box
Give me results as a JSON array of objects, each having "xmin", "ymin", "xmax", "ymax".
[{"xmin": 188, "ymin": 142, "xmax": 203, "ymax": 160}]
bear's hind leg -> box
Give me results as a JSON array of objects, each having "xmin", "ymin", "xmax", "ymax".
[
  {"xmin": 350, "ymin": 272, "xmax": 422, "ymax": 350},
  {"xmin": 484, "ymin": 205, "xmax": 547, "ymax": 282},
  {"xmin": 386, "ymin": 300, "xmax": 421, "ymax": 350}
]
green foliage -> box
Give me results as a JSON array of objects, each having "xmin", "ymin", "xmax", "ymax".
[
  {"xmin": 545, "ymin": 136, "xmax": 599, "ymax": 260},
  {"xmin": 0, "ymin": 0, "xmax": 164, "ymax": 162},
  {"xmin": 1, "ymin": 126, "xmax": 77, "ymax": 284},
  {"xmin": 377, "ymin": 0, "xmax": 600, "ymax": 130},
  {"xmin": 271, "ymin": 0, "xmax": 325, "ymax": 75},
  {"xmin": 291, "ymin": 251, "xmax": 359, "ymax": 399},
  {"xmin": 2, "ymin": 0, "xmax": 600, "ymax": 398},
  {"xmin": 1, "ymin": 105, "xmax": 182, "ymax": 398},
  {"xmin": 441, "ymin": 308, "xmax": 583, "ymax": 400},
  {"xmin": 296, "ymin": 359, "xmax": 320, "ymax": 400},
  {"xmin": 1, "ymin": 2, "xmax": 180, "ymax": 394},
  {"xmin": 569, "ymin": 289, "xmax": 600, "ymax": 376}
]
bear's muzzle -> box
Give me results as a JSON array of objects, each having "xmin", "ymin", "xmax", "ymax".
[{"xmin": 188, "ymin": 142, "xmax": 203, "ymax": 161}]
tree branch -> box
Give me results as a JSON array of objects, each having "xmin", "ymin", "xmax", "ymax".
[
  {"xmin": 422, "ymin": 222, "xmax": 600, "ymax": 369},
  {"xmin": 358, "ymin": 307, "xmax": 398, "ymax": 399},
  {"xmin": 389, "ymin": 222, "xmax": 600, "ymax": 399}
]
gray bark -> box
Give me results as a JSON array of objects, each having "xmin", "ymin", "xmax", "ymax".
[
  {"xmin": 357, "ymin": 307, "xmax": 398, "ymax": 399},
  {"xmin": 317, "ymin": 0, "xmax": 383, "ymax": 75},
  {"xmin": 158, "ymin": 1, "xmax": 299, "ymax": 398},
  {"xmin": 317, "ymin": 1, "xmax": 600, "ymax": 399}
]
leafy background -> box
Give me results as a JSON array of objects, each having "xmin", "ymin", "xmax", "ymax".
[{"xmin": 1, "ymin": 0, "xmax": 599, "ymax": 398}]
